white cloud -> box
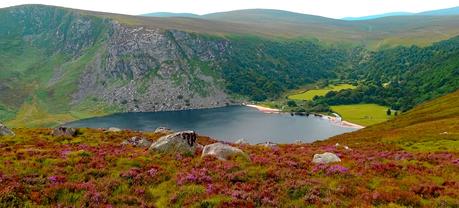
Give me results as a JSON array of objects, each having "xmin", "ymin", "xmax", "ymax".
[{"xmin": 1, "ymin": 0, "xmax": 459, "ymax": 18}]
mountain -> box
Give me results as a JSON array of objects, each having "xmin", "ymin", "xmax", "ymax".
[
  {"xmin": 343, "ymin": 6, "xmax": 459, "ymax": 20},
  {"xmin": 1, "ymin": 4, "xmax": 459, "ymax": 127},
  {"xmin": 417, "ymin": 6, "xmax": 459, "ymax": 16},
  {"xmin": 141, "ymin": 12, "xmax": 200, "ymax": 18},
  {"xmin": 342, "ymin": 12, "xmax": 413, "ymax": 21}
]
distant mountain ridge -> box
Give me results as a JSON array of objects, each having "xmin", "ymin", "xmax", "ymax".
[
  {"xmin": 140, "ymin": 6, "xmax": 459, "ymax": 21},
  {"xmin": 342, "ymin": 12, "xmax": 413, "ymax": 21},
  {"xmin": 142, "ymin": 12, "xmax": 200, "ymax": 18},
  {"xmin": 343, "ymin": 6, "xmax": 459, "ymax": 20}
]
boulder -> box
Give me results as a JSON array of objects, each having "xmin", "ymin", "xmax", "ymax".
[
  {"xmin": 51, "ymin": 127, "xmax": 77, "ymax": 137},
  {"xmin": 154, "ymin": 127, "xmax": 173, "ymax": 134},
  {"xmin": 149, "ymin": 131, "xmax": 198, "ymax": 155},
  {"xmin": 234, "ymin": 138, "xmax": 249, "ymax": 144},
  {"xmin": 122, "ymin": 136, "xmax": 152, "ymax": 148},
  {"xmin": 107, "ymin": 127, "xmax": 122, "ymax": 132},
  {"xmin": 0, "ymin": 123, "xmax": 14, "ymax": 136},
  {"xmin": 258, "ymin": 141, "xmax": 278, "ymax": 148},
  {"xmin": 312, "ymin": 152, "xmax": 341, "ymax": 164},
  {"xmin": 202, "ymin": 143, "xmax": 248, "ymax": 161}
]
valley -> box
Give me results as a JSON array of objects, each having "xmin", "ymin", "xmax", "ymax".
[
  {"xmin": 0, "ymin": 2, "xmax": 459, "ymax": 207},
  {"xmin": 1, "ymin": 5, "xmax": 459, "ymax": 128}
]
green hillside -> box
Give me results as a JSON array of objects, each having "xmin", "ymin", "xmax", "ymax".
[
  {"xmin": 0, "ymin": 4, "xmax": 459, "ymax": 127},
  {"xmin": 328, "ymin": 89, "xmax": 459, "ymax": 152}
]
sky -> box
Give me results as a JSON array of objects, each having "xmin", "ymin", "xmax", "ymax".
[{"xmin": 1, "ymin": 0, "xmax": 459, "ymax": 19}]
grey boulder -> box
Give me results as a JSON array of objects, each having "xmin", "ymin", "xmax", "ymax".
[
  {"xmin": 149, "ymin": 131, "xmax": 198, "ymax": 155},
  {"xmin": 234, "ymin": 138, "xmax": 249, "ymax": 144},
  {"xmin": 0, "ymin": 123, "xmax": 14, "ymax": 136},
  {"xmin": 312, "ymin": 152, "xmax": 341, "ymax": 164},
  {"xmin": 154, "ymin": 127, "xmax": 173, "ymax": 134},
  {"xmin": 122, "ymin": 136, "xmax": 152, "ymax": 148},
  {"xmin": 202, "ymin": 143, "xmax": 248, "ymax": 161},
  {"xmin": 107, "ymin": 127, "xmax": 122, "ymax": 132},
  {"xmin": 51, "ymin": 127, "xmax": 77, "ymax": 137}
]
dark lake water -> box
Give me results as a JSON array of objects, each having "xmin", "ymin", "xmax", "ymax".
[{"xmin": 66, "ymin": 106, "xmax": 356, "ymax": 144}]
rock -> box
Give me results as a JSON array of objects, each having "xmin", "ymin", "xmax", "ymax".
[
  {"xmin": 122, "ymin": 136, "xmax": 152, "ymax": 148},
  {"xmin": 107, "ymin": 127, "xmax": 122, "ymax": 132},
  {"xmin": 258, "ymin": 141, "xmax": 278, "ymax": 148},
  {"xmin": 295, "ymin": 140, "xmax": 304, "ymax": 144},
  {"xmin": 0, "ymin": 123, "xmax": 14, "ymax": 136},
  {"xmin": 202, "ymin": 143, "xmax": 248, "ymax": 160},
  {"xmin": 312, "ymin": 152, "xmax": 341, "ymax": 164},
  {"xmin": 234, "ymin": 138, "xmax": 249, "ymax": 144},
  {"xmin": 154, "ymin": 127, "xmax": 173, "ymax": 134},
  {"xmin": 149, "ymin": 131, "xmax": 198, "ymax": 155},
  {"xmin": 335, "ymin": 143, "xmax": 340, "ymax": 147},
  {"xmin": 51, "ymin": 127, "xmax": 77, "ymax": 137}
]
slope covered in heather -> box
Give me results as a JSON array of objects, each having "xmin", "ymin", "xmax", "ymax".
[{"xmin": 0, "ymin": 90, "xmax": 457, "ymax": 207}]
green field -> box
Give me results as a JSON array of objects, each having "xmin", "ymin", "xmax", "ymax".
[
  {"xmin": 288, "ymin": 84, "xmax": 356, "ymax": 100},
  {"xmin": 331, "ymin": 103, "xmax": 392, "ymax": 126}
]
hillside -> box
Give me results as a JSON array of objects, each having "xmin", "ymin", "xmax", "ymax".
[
  {"xmin": 0, "ymin": 91, "xmax": 457, "ymax": 207},
  {"xmin": 328, "ymin": 89, "xmax": 459, "ymax": 152},
  {"xmin": 1, "ymin": 4, "xmax": 459, "ymax": 127}
]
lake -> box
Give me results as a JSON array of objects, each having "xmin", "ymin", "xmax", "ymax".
[{"xmin": 66, "ymin": 106, "xmax": 357, "ymax": 144}]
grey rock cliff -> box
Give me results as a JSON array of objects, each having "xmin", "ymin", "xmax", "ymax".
[{"xmin": 73, "ymin": 22, "xmax": 234, "ymax": 113}]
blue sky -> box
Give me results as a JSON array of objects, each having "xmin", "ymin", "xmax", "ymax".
[{"xmin": 1, "ymin": 0, "xmax": 459, "ymax": 18}]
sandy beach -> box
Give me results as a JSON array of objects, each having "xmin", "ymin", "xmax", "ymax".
[
  {"xmin": 245, "ymin": 104, "xmax": 365, "ymax": 129},
  {"xmin": 244, "ymin": 104, "xmax": 282, "ymax": 113}
]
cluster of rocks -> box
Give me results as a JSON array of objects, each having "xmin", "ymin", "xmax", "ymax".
[
  {"xmin": 44, "ymin": 126, "xmax": 343, "ymax": 164},
  {"xmin": 0, "ymin": 123, "xmax": 15, "ymax": 136},
  {"xmin": 119, "ymin": 130, "xmax": 248, "ymax": 161}
]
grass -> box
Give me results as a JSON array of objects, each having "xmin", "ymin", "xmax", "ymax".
[
  {"xmin": 288, "ymin": 84, "xmax": 356, "ymax": 101},
  {"xmin": 329, "ymin": 89, "xmax": 459, "ymax": 152},
  {"xmin": 331, "ymin": 103, "xmax": 392, "ymax": 126}
]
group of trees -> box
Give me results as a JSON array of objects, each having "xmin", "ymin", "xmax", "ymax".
[
  {"xmin": 218, "ymin": 35, "xmax": 459, "ymax": 112},
  {"xmin": 221, "ymin": 37, "xmax": 350, "ymax": 101},
  {"xmin": 315, "ymin": 36, "xmax": 459, "ymax": 111}
]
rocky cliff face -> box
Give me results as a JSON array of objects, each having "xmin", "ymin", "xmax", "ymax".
[
  {"xmin": 0, "ymin": 5, "xmax": 239, "ymax": 126},
  {"xmin": 74, "ymin": 22, "xmax": 233, "ymax": 112}
]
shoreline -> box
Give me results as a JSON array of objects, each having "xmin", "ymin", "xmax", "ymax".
[
  {"xmin": 244, "ymin": 104, "xmax": 282, "ymax": 113},
  {"xmin": 244, "ymin": 104, "xmax": 365, "ymax": 129}
]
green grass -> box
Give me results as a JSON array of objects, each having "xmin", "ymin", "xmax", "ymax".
[
  {"xmin": 331, "ymin": 103, "xmax": 392, "ymax": 126},
  {"xmin": 288, "ymin": 84, "xmax": 356, "ymax": 101}
]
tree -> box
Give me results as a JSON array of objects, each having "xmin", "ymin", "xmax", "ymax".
[
  {"xmin": 386, "ymin": 108, "xmax": 392, "ymax": 116},
  {"xmin": 287, "ymin": 100, "xmax": 297, "ymax": 107}
]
